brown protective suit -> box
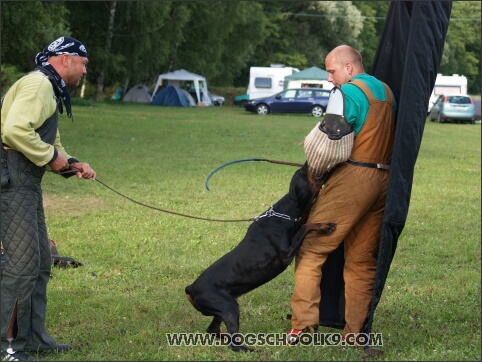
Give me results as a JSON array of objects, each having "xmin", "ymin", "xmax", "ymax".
[{"xmin": 290, "ymin": 80, "xmax": 396, "ymax": 335}]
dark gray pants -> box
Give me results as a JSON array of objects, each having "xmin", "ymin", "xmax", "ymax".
[{"xmin": 1, "ymin": 150, "xmax": 57, "ymax": 351}]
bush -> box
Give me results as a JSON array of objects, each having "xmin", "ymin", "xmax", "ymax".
[{"xmin": 1, "ymin": 64, "xmax": 24, "ymax": 97}]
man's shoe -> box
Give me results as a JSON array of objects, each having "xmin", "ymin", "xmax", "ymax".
[
  {"xmin": 1, "ymin": 349, "xmax": 44, "ymax": 361},
  {"xmin": 286, "ymin": 326, "xmax": 318, "ymax": 346},
  {"xmin": 286, "ymin": 329, "xmax": 303, "ymax": 346}
]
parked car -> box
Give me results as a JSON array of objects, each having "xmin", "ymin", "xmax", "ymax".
[
  {"xmin": 233, "ymin": 94, "xmax": 249, "ymax": 107},
  {"xmin": 244, "ymin": 88, "xmax": 331, "ymax": 117},
  {"xmin": 188, "ymin": 90, "xmax": 225, "ymax": 106},
  {"xmin": 428, "ymin": 94, "xmax": 477, "ymax": 124},
  {"xmin": 208, "ymin": 91, "xmax": 225, "ymax": 106}
]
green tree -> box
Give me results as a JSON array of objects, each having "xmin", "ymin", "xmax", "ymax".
[
  {"xmin": 111, "ymin": 1, "xmax": 191, "ymax": 88},
  {"xmin": 64, "ymin": 1, "xmax": 184, "ymax": 98},
  {"xmin": 0, "ymin": 1, "xmax": 70, "ymax": 69},
  {"xmin": 4, "ymin": 1, "xmax": 478, "ymax": 98},
  {"xmin": 169, "ymin": 1, "xmax": 269, "ymax": 86},
  {"xmin": 0, "ymin": 1, "xmax": 70, "ymax": 93},
  {"xmin": 63, "ymin": 1, "xmax": 119, "ymax": 98},
  {"xmin": 352, "ymin": 1, "xmax": 390, "ymax": 72},
  {"xmin": 439, "ymin": 1, "xmax": 481, "ymax": 94},
  {"xmin": 247, "ymin": 2, "xmax": 365, "ymax": 71},
  {"xmin": 64, "ymin": 1, "xmax": 267, "ymax": 93}
]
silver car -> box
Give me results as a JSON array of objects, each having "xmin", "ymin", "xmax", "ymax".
[
  {"xmin": 428, "ymin": 94, "xmax": 477, "ymax": 124},
  {"xmin": 208, "ymin": 91, "xmax": 225, "ymax": 106}
]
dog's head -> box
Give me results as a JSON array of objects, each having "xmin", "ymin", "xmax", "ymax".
[{"xmin": 289, "ymin": 162, "xmax": 324, "ymax": 206}]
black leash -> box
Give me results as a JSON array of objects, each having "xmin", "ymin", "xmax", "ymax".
[
  {"xmin": 51, "ymin": 158, "xmax": 303, "ymax": 223},
  {"xmin": 94, "ymin": 177, "xmax": 254, "ymax": 222},
  {"xmin": 52, "ymin": 169, "xmax": 252, "ymax": 222}
]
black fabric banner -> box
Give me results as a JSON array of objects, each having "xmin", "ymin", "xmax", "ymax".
[{"xmin": 318, "ymin": 1, "xmax": 453, "ymax": 335}]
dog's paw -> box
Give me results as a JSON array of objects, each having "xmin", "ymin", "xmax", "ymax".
[{"xmin": 208, "ymin": 329, "xmax": 230, "ymax": 341}]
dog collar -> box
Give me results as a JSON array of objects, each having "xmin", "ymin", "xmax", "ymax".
[{"xmin": 254, "ymin": 206, "xmax": 301, "ymax": 223}]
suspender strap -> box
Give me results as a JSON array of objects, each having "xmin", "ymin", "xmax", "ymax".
[{"xmin": 347, "ymin": 159, "xmax": 390, "ymax": 170}]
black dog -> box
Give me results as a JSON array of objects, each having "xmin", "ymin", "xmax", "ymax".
[{"xmin": 185, "ymin": 163, "xmax": 335, "ymax": 351}]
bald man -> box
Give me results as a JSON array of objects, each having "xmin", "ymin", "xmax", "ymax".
[{"xmin": 287, "ymin": 45, "xmax": 397, "ymax": 343}]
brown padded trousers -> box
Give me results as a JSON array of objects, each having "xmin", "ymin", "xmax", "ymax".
[{"xmin": 290, "ymin": 80, "xmax": 395, "ymax": 335}]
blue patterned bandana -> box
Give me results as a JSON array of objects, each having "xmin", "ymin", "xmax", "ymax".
[
  {"xmin": 35, "ymin": 36, "xmax": 88, "ymax": 64},
  {"xmin": 34, "ymin": 37, "xmax": 88, "ymax": 119}
]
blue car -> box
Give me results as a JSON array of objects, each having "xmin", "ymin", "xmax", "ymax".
[
  {"xmin": 244, "ymin": 88, "xmax": 331, "ymax": 117},
  {"xmin": 428, "ymin": 94, "xmax": 477, "ymax": 124}
]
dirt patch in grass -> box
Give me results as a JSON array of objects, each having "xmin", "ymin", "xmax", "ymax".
[{"xmin": 43, "ymin": 194, "xmax": 106, "ymax": 217}]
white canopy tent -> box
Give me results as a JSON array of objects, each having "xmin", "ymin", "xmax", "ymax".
[{"xmin": 151, "ymin": 69, "xmax": 212, "ymax": 106}]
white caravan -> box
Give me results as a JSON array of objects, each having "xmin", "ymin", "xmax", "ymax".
[
  {"xmin": 428, "ymin": 74, "xmax": 468, "ymax": 112},
  {"xmin": 247, "ymin": 65, "xmax": 299, "ymax": 100}
]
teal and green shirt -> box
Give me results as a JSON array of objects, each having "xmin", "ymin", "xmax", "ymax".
[{"xmin": 341, "ymin": 73, "xmax": 397, "ymax": 136}]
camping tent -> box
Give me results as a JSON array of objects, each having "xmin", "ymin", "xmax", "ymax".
[
  {"xmin": 180, "ymin": 89, "xmax": 197, "ymax": 107},
  {"xmin": 123, "ymin": 84, "xmax": 152, "ymax": 103},
  {"xmin": 317, "ymin": 1, "xmax": 453, "ymax": 342},
  {"xmin": 152, "ymin": 69, "xmax": 212, "ymax": 106},
  {"xmin": 283, "ymin": 66, "xmax": 331, "ymax": 89},
  {"xmin": 151, "ymin": 86, "xmax": 193, "ymax": 107}
]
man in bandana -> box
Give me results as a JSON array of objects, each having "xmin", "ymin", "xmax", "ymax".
[{"xmin": 1, "ymin": 36, "xmax": 96, "ymax": 361}]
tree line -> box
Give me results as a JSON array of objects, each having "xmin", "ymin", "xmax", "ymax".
[{"xmin": 1, "ymin": 1, "xmax": 480, "ymax": 99}]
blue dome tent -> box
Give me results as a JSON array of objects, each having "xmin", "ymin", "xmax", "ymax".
[
  {"xmin": 151, "ymin": 86, "xmax": 190, "ymax": 107},
  {"xmin": 151, "ymin": 69, "xmax": 212, "ymax": 106}
]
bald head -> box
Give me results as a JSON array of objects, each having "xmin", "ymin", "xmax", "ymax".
[{"xmin": 325, "ymin": 45, "xmax": 365, "ymax": 87}]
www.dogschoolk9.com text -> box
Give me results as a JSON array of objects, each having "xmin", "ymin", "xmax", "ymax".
[{"xmin": 166, "ymin": 332, "xmax": 383, "ymax": 347}]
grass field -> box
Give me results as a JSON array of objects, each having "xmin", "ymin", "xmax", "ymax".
[{"xmin": 38, "ymin": 102, "xmax": 480, "ymax": 361}]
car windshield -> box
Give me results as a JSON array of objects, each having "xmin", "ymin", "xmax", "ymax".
[{"xmin": 447, "ymin": 96, "xmax": 471, "ymax": 104}]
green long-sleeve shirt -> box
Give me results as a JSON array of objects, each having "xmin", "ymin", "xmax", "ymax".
[{"xmin": 1, "ymin": 71, "xmax": 73, "ymax": 167}]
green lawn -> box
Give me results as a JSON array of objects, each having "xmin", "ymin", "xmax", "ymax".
[{"xmin": 40, "ymin": 102, "xmax": 480, "ymax": 361}]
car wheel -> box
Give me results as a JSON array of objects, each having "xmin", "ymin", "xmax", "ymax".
[
  {"xmin": 256, "ymin": 104, "xmax": 270, "ymax": 115},
  {"xmin": 311, "ymin": 105, "xmax": 325, "ymax": 117},
  {"xmin": 437, "ymin": 114, "xmax": 445, "ymax": 123}
]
